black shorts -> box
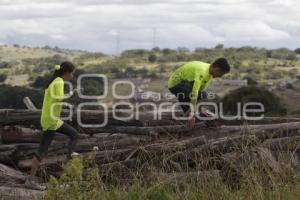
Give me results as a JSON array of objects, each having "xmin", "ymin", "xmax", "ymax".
[
  {"xmin": 169, "ymin": 81, "xmax": 207, "ymax": 113},
  {"xmin": 34, "ymin": 122, "xmax": 79, "ymax": 161}
]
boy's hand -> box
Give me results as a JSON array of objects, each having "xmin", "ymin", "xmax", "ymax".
[
  {"xmin": 73, "ymin": 87, "xmax": 84, "ymax": 94},
  {"xmin": 200, "ymin": 111, "xmax": 210, "ymax": 118},
  {"xmin": 199, "ymin": 107, "xmax": 214, "ymax": 118}
]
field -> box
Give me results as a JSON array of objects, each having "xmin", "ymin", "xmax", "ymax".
[
  {"xmin": 2, "ymin": 109, "xmax": 300, "ymax": 199},
  {"xmin": 1, "ymin": 45, "xmax": 300, "ymax": 199}
]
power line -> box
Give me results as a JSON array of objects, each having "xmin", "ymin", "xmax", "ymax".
[
  {"xmin": 153, "ymin": 28, "xmax": 157, "ymax": 48},
  {"xmin": 116, "ymin": 29, "xmax": 120, "ymax": 55}
]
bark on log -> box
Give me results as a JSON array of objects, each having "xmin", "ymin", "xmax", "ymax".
[
  {"xmin": 0, "ymin": 109, "xmax": 181, "ymax": 126},
  {"xmin": 0, "ymin": 163, "xmax": 26, "ymax": 185},
  {"xmin": 0, "ymin": 186, "xmax": 45, "ymax": 200},
  {"xmin": 141, "ymin": 135, "xmax": 207, "ymax": 154},
  {"xmin": 219, "ymin": 122, "xmax": 300, "ymax": 135},
  {"xmin": 0, "ymin": 125, "xmax": 91, "ymax": 144},
  {"xmin": 170, "ymin": 135, "xmax": 258, "ymax": 162},
  {"xmin": 84, "ymin": 122, "xmax": 207, "ymax": 136},
  {"xmin": 3, "ymin": 109, "xmax": 299, "ymax": 127},
  {"xmin": 17, "ymin": 148, "xmax": 135, "ymax": 169},
  {"xmin": 0, "ymin": 135, "xmax": 146, "ymax": 165},
  {"xmin": 261, "ymin": 135, "xmax": 300, "ymax": 151}
]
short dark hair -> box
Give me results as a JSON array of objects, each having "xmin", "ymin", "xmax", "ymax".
[{"xmin": 212, "ymin": 58, "xmax": 230, "ymax": 73}]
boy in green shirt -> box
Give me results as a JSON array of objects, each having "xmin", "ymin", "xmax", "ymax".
[{"xmin": 168, "ymin": 58, "xmax": 230, "ymax": 128}]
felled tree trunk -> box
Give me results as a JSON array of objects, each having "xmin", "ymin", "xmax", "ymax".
[
  {"xmin": 0, "ymin": 186, "xmax": 45, "ymax": 200},
  {"xmin": 0, "ymin": 163, "xmax": 26, "ymax": 185}
]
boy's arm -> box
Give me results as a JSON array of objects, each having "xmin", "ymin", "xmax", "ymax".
[{"xmin": 191, "ymin": 78, "xmax": 201, "ymax": 112}]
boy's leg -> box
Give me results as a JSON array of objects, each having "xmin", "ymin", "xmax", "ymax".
[
  {"xmin": 56, "ymin": 122, "xmax": 79, "ymax": 159},
  {"xmin": 169, "ymin": 81, "xmax": 193, "ymax": 113}
]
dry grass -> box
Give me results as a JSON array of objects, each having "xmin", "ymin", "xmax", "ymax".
[{"xmin": 45, "ymin": 139, "xmax": 300, "ymax": 200}]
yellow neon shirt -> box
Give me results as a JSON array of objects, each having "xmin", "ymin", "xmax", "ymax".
[
  {"xmin": 40, "ymin": 77, "xmax": 65, "ymax": 131},
  {"xmin": 167, "ymin": 61, "xmax": 212, "ymax": 107}
]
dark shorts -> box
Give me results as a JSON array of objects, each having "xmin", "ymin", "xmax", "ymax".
[
  {"xmin": 34, "ymin": 122, "xmax": 79, "ymax": 161},
  {"xmin": 169, "ymin": 80, "xmax": 207, "ymax": 113}
]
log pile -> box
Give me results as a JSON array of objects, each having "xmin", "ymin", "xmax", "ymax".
[{"xmin": 1, "ymin": 109, "xmax": 300, "ymax": 199}]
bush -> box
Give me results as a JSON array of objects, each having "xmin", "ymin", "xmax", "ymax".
[
  {"xmin": 221, "ymin": 86, "xmax": 287, "ymax": 116},
  {"xmin": 26, "ymin": 54, "xmax": 68, "ymax": 73},
  {"xmin": 0, "ymin": 61, "xmax": 18, "ymax": 69},
  {"xmin": 31, "ymin": 74, "xmax": 50, "ymax": 88},
  {"xmin": 0, "ymin": 84, "xmax": 44, "ymax": 109},
  {"xmin": 268, "ymin": 48, "xmax": 298, "ymax": 60},
  {"xmin": 286, "ymin": 83, "xmax": 294, "ymax": 90},
  {"xmin": 0, "ymin": 74, "xmax": 7, "ymax": 83},
  {"xmin": 148, "ymin": 54, "xmax": 157, "ymax": 63},
  {"xmin": 121, "ymin": 49, "xmax": 149, "ymax": 57},
  {"xmin": 243, "ymin": 76, "xmax": 257, "ymax": 85},
  {"xmin": 295, "ymin": 48, "xmax": 300, "ymax": 54}
]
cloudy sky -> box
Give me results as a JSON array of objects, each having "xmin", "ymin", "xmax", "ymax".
[{"xmin": 0, "ymin": 0, "xmax": 299, "ymax": 54}]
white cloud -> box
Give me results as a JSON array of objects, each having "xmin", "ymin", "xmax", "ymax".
[
  {"xmin": 214, "ymin": 20, "xmax": 290, "ymax": 41},
  {"xmin": 0, "ymin": 0, "xmax": 298, "ymax": 53}
]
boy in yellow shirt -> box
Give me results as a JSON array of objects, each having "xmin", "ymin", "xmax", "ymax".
[{"xmin": 168, "ymin": 58, "xmax": 230, "ymax": 128}]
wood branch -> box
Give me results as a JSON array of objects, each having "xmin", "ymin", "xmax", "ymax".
[
  {"xmin": 0, "ymin": 163, "xmax": 26, "ymax": 185},
  {"xmin": 17, "ymin": 148, "xmax": 135, "ymax": 169},
  {"xmin": 2, "ymin": 108, "xmax": 300, "ymax": 188},
  {"xmin": 0, "ymin": 135, "xmax": 146, "ymax": 165},
  {"xmin": 141, "ymin": 135, "xmax": 207, "ymax": 154},
  {"xmin": 83, "ymin": 122, "xmax": 207, "ymax": 136},
  {"xmin": 0, "ymin": 126, "xmax": 42, "ymax": 143},
  {"xmin": 23, "ymin": 97, "xmax": 38, "ymax": 111},
  {"xmin": 5, "ymin": 109, "xmax": 300, "ymax": 127},
  {"xmin": 0, "ymin": 109, "xmax": 181, "ymax": 126},
  {"xmin": 261, "ymin": 136, "xmax": 300, "ymax": 151},
  {"xmin": 16, "ymin": 136, "xmax": 206, "ymax": 170},
  {"xmin": 0, "ymin": 125, "xmax": 91, "ymax": 144},
  {"xmin": 169, "ymin": 135, "xmax": 258, "ymax": 162},
  {"xmin": 219, "ymin": 122, "xmax": 300, "ymax": 134},
  {"xmin": 0, "ymin": 186, "xmax": 45, "ymax": 200}
]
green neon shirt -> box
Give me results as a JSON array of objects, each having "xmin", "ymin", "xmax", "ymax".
[
  {"xmin": 40, "ymin": 77, "xmax": 65, "ymax": 131},
  {"xmin": 167, "ymin": 61, "xmax": 212, "ymax": 107}
]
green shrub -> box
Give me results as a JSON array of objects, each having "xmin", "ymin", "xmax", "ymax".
[
  {"xmin": 45, "ymin": 153, "xmax": 300, "ymax": 200},
  {"xmin": 0, "ymin": 84, "xmax": 44, "ymax": 109},
  {"xmin": 221, "ymin": 86, "xmax": 287, "ymax": 116},
  {"xmin": 0, "ymin": 74, "xmax": 7, "ymax": 83}
]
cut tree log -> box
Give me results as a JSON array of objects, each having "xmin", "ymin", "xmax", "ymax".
[
  {"xmin": 23, "ymin": 97, "xmax": 38, "ymax": 111},
  {"xmin": 0, "ymin": 109, "xmax": 181, "ymax": 126},
  {"xmin": 83, "ymin": 122, "xmax": 208, "ymax": 136},
  {"xmin": 0, "ymin": 186, "xmax": 45, "ymax": 200},
  {"xmin": 141, "ymin": 135, "xmax": 207, "ymax": 154},
  {"xmin": 219, "ymin": 122, "xmax": 300, "ymax": 135},
  {"xmin": 0, "ymin": 125, "xmax": 92, "ymax": 144},
  {"xmin": 169, "ymin": 135, "xmax": 258, "ymax": 162},
  {"xmin": 18, "ymin": 148, "xmax": 135, "ymax": 169},
  {"xmin": 0, "ymin": 163, "xmax": 26, "ymax": 185},
  {"xmin": 3, "ymin": 109, "xmax": 299, "ymax": 127},
  {"xmin": 261, "ymin": 135, "xmax": 300, "ymax": 151}
]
